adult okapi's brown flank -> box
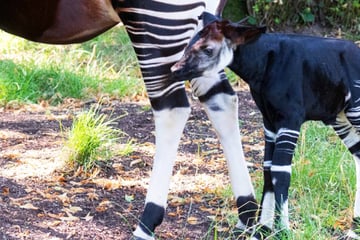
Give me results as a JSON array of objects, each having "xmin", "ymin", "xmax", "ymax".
[{"xmin": 0, "ymin": 0, "xmax": 120, "ymax": 44}]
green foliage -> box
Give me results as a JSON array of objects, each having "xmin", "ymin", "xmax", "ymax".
[
  {"xmin": 64, "ymin": 106, "xmax": 120, "ymax": 172},
  {"xmin": 223, "ymin": 0, "xmax": 248, "ymax": 21},
  {"xmin": 244, "ymin": 0, "xmax": 360, "ymax": 33}
]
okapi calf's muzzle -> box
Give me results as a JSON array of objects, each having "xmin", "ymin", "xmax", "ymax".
[{"xmin": 171, "ymin": 55, "xmax": 204, "ymax": 81}]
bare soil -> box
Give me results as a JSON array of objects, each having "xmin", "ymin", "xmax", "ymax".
[{"xmin": 0, "ymin": 85, "xmax": 264, "ymax": 240}]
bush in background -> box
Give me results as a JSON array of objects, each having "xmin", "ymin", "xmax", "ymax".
[{"xmin": 224, "ymin": 0, "xmax": 360, "ymax": 34}]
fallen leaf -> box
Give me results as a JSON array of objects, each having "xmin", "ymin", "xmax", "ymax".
[
  {"xmin": 48, "ymin": 220, "xmax": 62, "ymax": 227},
  {"xmin": 57, "ymin": 193, "xmax": 71, "ymax": 205},
  {"xmin": 57, "ymin": 176, "xmax": 67, "ymax": 183},
  {"xmin": 92, "ymin": 178, "xmax": 121, "ymax": 190},
  {"xmin": 81, "ymin": 212, "xmax": 94, "ymax": 222},
  {"xmin": 60, "ymin": 212, "xmax": 79, "ymax": 222},
  {"xmin": 96, "ymin": 199, "xmax": 112, "ymax": 212},
  {"xmin": 199, "ymin": 206, "xmax": 217, "ymax": 214},
  {"xmin": 87, "ymin": 192, "xmax": 99, "ymax": 201},
  {"xmin": 130, "ymin": 159, "xmax": 142, "ymax": 167},
  {"xmin": 216, "ymin": 226, "xmax": 229, "ymax": 232},
  {"xmin": 20, "ymin": 203, "xmax": 39, "ymax": 210},
  {"xmin": 48, "ymin": 212, "xmax": 65, "ymax": 219},
  {"xmin": 64, "ymin": 206, "xmax": 82, "ymax": 214},
  {"xmin": 187, "ymin": 216, "xmax": 199, "ymax": 225},
  {"xmin": 168, "ymin": 212, "xmax": 177, "ymax": 217},
  {"xmin": 125, "ymin": 195, "xmax": 134, "ymax": 203},
  {"xmin": 1, "ymin": 187, "xmax": 10, "ymax": 195}
]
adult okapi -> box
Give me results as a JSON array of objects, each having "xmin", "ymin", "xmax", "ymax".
[{"xmin": 0, "ymin": 1, "xmax": 257, "ymax": 239}]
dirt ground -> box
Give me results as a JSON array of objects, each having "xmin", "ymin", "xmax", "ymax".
[{"xmin": 0, "ymin": 85, "xmax": 264, "ymax": 240}]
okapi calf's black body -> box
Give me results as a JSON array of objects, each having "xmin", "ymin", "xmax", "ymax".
[{"xmin": 171, "ymin": 13, "xmax": 360, "ymax": 239}]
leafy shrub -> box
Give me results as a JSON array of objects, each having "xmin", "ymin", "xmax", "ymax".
[{"xmin": 230, "ymin": 0, "xmax": 360, "ymax": 33}]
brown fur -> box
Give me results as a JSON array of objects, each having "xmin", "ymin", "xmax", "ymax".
[{"xmin": 0, "ymin": 0, "xmax": 120, "ymax": 44}]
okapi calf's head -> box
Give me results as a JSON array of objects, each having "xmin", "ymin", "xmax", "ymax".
[{"xmin": 171, "ymin": 18, "xmax": 265, "ymax": 80}]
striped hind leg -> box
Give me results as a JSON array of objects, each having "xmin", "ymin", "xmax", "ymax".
[
  {"xmin": 332, "ymin": 110, "xmax": 360, "ymax": 238},
  {"xmin": 254, "ymin": 127, "xmax": 276, "ymax": 238},
  {"xmin": 195, "ymin": 73, "xmax": 257, "ymax": 232}
]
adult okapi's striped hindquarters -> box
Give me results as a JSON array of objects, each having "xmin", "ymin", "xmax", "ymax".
[{"xmin": 0, "ymin": 0, "xmax": 120, "ymax": 44}]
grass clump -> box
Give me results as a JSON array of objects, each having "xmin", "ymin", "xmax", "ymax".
[{"xmin": 64, "ymin": 106, "xmax": 120, "ymax": 172}]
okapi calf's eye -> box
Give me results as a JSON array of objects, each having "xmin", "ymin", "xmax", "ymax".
[
  {"xmin": 200, "ymin": 45, "xmax": 213, "ymax": 57},
  {"xmin": 172, "ymin": 12, "xmax": 360, "ymax": 240}
]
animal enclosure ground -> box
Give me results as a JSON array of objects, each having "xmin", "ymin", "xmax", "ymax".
[{"xmin": 0, "ymin": 87, "xmax": 264, "ymax": 240}]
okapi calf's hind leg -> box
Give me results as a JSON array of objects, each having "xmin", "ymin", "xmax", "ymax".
[
  {"xmin": 192, "ymin": 72, "xmax": 258, "ymax": 233},
  {"xmin": 332, "ymin": 110, "xmax": 360, "ymax": 239}
]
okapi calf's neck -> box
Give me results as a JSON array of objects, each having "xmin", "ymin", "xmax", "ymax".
[{"xmin": 172, "ymin": 13, "xmax": 360, "ymax": 239}]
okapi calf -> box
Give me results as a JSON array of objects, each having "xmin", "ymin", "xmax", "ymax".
[{"xmin": 171, "ymin": 13, "xmax": 360, "ymax": 239}]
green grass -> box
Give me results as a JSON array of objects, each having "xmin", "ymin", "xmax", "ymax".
[
  {"xmin": 64, "ymin": 105, "xmax": 120, "ymax": 172},
  {"xmin": 290, "ymin": 121, "xmax": 354, "ymax": 239},
  {"xmin": 0, "ymin": 26, "xmax": 144, "ymax": 106},
  {"xmin": 211, "ymin": 121, "xmax": 355, "ymax": 239}
]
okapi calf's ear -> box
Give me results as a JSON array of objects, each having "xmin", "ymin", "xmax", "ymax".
[{"xmin": 218, "ymin": 20, "xmax": 266, "ymax": 46}]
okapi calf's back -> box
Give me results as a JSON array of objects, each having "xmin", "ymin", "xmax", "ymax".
[{"xmin": 171, "ymin": 13, "xmax": 360, "ymax": 239}]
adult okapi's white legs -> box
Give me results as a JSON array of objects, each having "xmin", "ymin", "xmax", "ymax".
[
  {"xmin": 192, "ymin": 73, "xmax": 257, "ymax": 231},
  {"xmin": 133, "ymin": 107, "xmax": 190, "ymax": 240}
]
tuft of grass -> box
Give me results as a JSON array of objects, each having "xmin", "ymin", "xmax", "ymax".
[{"xmin": 64, "ymin": 105, "xmax": 120, "ymax": 172}]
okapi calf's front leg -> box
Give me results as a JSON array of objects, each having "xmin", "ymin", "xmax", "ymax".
[
  {"xmin": 190, "ymin": 71, "xmax": 258, "ymax": 233},
  {"xmin": 251, "ymin": 125, "xmax": 300, "ymax": 240}
]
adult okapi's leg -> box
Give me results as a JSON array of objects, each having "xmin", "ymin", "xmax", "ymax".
[
  {"xmin": 115, "ymin": 2, "xmax": 205, "ymax": 239},
  {"xmin": 193, "ymin": 72, "xmax": 257, "ymax": 231},
  {"xmin": 133, "ymin": 101, "xmax": 190, "ymax": 240},
  {"xmin": 332, "ymin": 110, "xmax": 360, "ymax": 238}
]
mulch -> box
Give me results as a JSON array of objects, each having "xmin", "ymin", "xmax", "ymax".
[{"xmin": 0, "ymin": 86, "xmax": 264, "ymax": 240}]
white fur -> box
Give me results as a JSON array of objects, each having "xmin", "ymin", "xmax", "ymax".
[
  {"xmin": 354, "ymin": 156, "xmax": 360, "ymax": 218},
  {"xmin": 133, "ymin": 227, "xmax": 155, "ymax": 240},
  {"xmin": 202, "ymin": 93, "xmax": 255, "ymax": 199},
  {"xmin": 259, "ymin": 191, "xmax": 275, "ymax": 229},
  {"xmin": 145, "ymin": 108, "xmax": 190, "ymax": 206},
  {"xmin": 202, "ymin": 40, "xmax": 234, "ymax": 77}
]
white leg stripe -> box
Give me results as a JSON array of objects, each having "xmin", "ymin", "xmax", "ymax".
[
  {"xmin": 276, "ymin": 128, "xmax": 300, "ymax": 139},
  {"xmin": 264, "ymin": 127, "xmax": 276, "ymax": 141},
  {"xmin": 271, "ymin": 165, "xmax": 292, "ymax": 174},
  {"xmin": 133, "ymin": 227, "xmax": 155, "ymax": 240},
  {"xmin": 263, "ymin": 161, "xmax": 272, "ymax": 168}
]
